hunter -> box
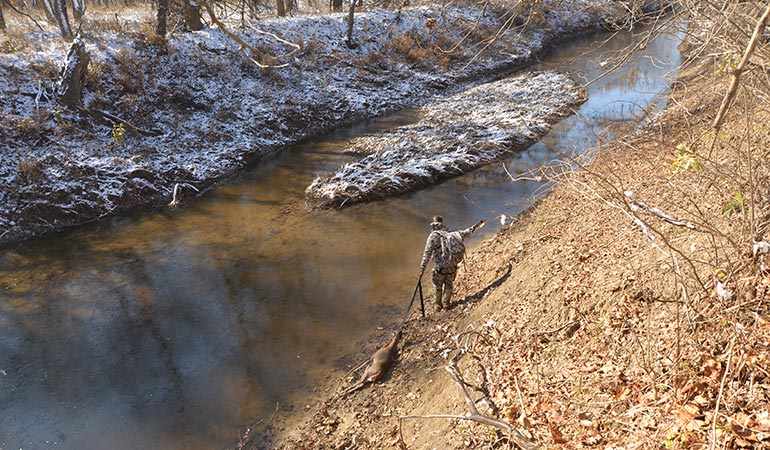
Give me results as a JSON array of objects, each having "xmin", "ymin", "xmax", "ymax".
[{"xmin": 419, "ymin": 215, "xmax": 485, "ymax": 311}]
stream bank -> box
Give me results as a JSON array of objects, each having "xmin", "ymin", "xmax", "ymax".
[
  {"xmin": 250, "ymin": 20, "xmax": 692, "ymax": 450},
  {"xmin": 256, "ymin": 14, "xmax": 770, "ymax": 450}
]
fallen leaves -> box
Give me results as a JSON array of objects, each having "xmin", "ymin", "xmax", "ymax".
[
  {"xmin": 549, "ymin": 420, "xmax": 568, "ymax": 444},
  {"xmin": 727, "ymin": 411, "xmax": 770, "ymax": 446}
]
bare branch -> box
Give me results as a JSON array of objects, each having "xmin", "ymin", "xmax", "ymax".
[
  {"xmin": 2, "ymin": 0, "xmax": 46, "ymax": 31},
  {"xmin": 712, "ymin": 4, "xmax": 770, "ymax": 135},
  {"xmin": 399, "ymin": 350, "xmax": 537, "ymax": 450},
  {"xmin": 197, "ymin": 0, "xmax": 301, "ymax": 68},
  {"xmin": 624, "ymin": 191, "xmax": 697, "ymax": 230}
]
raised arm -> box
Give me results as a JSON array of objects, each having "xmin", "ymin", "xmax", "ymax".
[{"xmin": 459, "ymin": 218, "xmax": 486, "ymax": 239}]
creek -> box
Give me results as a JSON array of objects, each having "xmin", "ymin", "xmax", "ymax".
[{"xmin": 0, "ymin": 22, "xmax": 683, "ymax": 449}]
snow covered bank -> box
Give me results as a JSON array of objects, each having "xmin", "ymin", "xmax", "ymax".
[
  {"xmin": 306, "ymin": 71, "xmax": 585, "ymax": 208},
  {"xmin": 0, "ymin": 1, "xmax": 666, "ymax": 246}
]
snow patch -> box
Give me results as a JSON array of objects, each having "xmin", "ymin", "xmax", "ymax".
[{"xmin": 306, "ymin": 71, "xmax": 585, "ymax": 208}]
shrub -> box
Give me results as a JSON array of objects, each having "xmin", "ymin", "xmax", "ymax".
[
  {"xmin": 17, "ymin": 156, "xmax": 45, "ymax": 184},
  {"xmin": 112, "ymin": 46, "xmax": 146, "ymax": 95}
]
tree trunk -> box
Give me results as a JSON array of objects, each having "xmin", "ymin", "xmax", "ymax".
[
  {"xmin": 330, "ymin": 0, "xmax": 342, "ymax": 12},
  {"xmin": 72, "ymin": 0, "xmax": 86, "ymax": 20},
  {"xmin": 345, "ymin": 0, "xmax": 356, "ymax": 48},
  {"xmin": 184, "ymin": 0, "xmax": 203, "ymax": 31},
  {"xmin": 41, "ymin": 0, "xmax": 73, "ymax": 40},
  {"xmin": 57, "ymin": 36, "xmax": 90, "ymax": 107},
  {"xmin": 41, "ymin": 0, "xmax": 57, "ymax": 25},
  {"xmin": 156, "ymin": 0, "xmax": 168, "ymax": 37},
  {"xmin": 0, "ymin": 0, "xmax": 6, "ymax": 30},
  {"xmin": 276, "ymin": 0, "xmax": 285, "ymax": 17},
  {"xmin": 54, "ymin": 0, "xmax": 73, "ymax": 40}
]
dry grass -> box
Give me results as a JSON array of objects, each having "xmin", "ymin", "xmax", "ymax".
[
  {"xmin": 0, "ymin": 33, "xmax": 29, "ymax": 53},
  {"xmin": 16, "ymin": 155, "xmax": 46, "ymax": 183},
  {"xmin": 446, "ymin": 17, "xmax": 770, "ymax": 447}
]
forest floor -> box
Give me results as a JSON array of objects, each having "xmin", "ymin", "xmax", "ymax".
[{"xmin": 250, "ymin": 24, "xmax": 770, "ymax": 450}]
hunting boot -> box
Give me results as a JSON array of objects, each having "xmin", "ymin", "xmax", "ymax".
[
  {"xmin": 434, "ymin": 287, "xmax": 444, "ymax": 311},
  {"xmin": 443, "ymin": 286, "xmax": 453, "ymax": 309}
]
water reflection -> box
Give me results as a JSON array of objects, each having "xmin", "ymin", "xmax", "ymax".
[{"xmin": 0, "ymin": 23, "xmax": 683, "ymax": 449}]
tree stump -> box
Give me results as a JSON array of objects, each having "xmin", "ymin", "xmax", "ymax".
[{"xmin": 57, "ymin": 35, "xmax": 90, "ymax": 108}]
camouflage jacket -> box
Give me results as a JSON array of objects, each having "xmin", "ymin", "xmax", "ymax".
[{"xmin": 420, "ymin": 224, "xmax": 477, "ymax": 272}]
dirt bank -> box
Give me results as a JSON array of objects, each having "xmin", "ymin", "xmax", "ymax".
[{"xmin": 250, "ymin": 19, "xmax": 770, "ymax": 450}]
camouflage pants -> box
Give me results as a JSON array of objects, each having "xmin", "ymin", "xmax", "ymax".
[{"xmin": 432, "ymin": 266, "xmax": 458, "ymax": 309}]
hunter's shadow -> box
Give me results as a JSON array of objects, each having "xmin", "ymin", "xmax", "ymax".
[{"xmin": 459, "ymin": 262, "xmax": 513, "ymax": 305}]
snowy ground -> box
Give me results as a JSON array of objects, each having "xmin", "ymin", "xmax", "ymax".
[
  {"xmin": 0, "ymin": 1, "xmax": 662, "ymax": 246},
  {"xmin": 306, "ymin": 70, "xmax": 585, "ymax": 208}
]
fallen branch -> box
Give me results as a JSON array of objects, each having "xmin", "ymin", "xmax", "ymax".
[
  {"xmin": 77, "ymin": 106, "xmax": 163, "ymax": 137},
  {"xmin": 197, "ymin": 0, "xmax": 300, "ymax": 68},
  {"xmin": 398, "ymin": 350, "xmax": 537, "ymax": 450},
  {"xmin": 168, "ymin": 182, "xmax": 200, "ymax": 207},
  {"xmin": 710, "ymin": 347, "xmax": 733, "ymax": 450},
  {"xmin": 625, "ymin": 191, "xmax": 696, "ymax": 230}
]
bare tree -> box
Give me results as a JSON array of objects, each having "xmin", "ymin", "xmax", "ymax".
[
  {"xmin": 41, "ymin": 0, "xmax": 73, "ymax": 40},
  {"xmin": 0, "ymin": 0, "xmax": 6, "ymax": 31},
  {"xmin": 157, "ymin": 0, "xmax": 168, "ymax": 36},
  {"xmin": 72, "ymin": 0, "xmax": 86, "ymax": 20},
  {"xmin": 275, "ymin": 0, "xmax": 286, "ymax": 17},
  {"xmin": 184, "ymin": 0, "xmax": 203, "ymax": 30},
  {"xmin": 345, "ymin": 0, "xmax": 355, "ymax": 48}
]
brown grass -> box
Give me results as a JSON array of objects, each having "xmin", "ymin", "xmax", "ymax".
[
  {"xmin": 17, "ymin": 156, "xmax": 46, "ymax": 183},
  {"xmin": 112, "ymin": 46, "xmax": 146, "ymax": 95}
]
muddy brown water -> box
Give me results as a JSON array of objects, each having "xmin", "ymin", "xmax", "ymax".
[{"xmin": 0, "ymin": 24, "xmax": 684, "ymax": 449}]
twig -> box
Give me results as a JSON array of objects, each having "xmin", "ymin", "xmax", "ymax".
[
  {"xmin": 168, "ymin": 182, "xmax": 200, "ymax": 207},
  {"xmin": 536, "ymin": 320, "xmax": 580, "ymax": 337},
  {"xmin": 712, "ymin": 4, "xmax": 770, "ymax": 137},
  {"xmin": 502, "ymin": 161, "xmax": 544, "ymax": 183},
  {"xmin": 437, "ymin": 0, "xmax": 490, "ymax": 54},
  {"xmin": 625, "ymin": 191, "xmax": 696, "ymax": 230},
  {"xmin": 710, "ymin": 347, "xmax": 733, "ymax": 450},
  {"xmin": 77, "ymin": 106, "xmax": 163, "ymax": 136},
  {"xmin": 3, "ymin": 0, "xmax": 46, "ymax": 31}
]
